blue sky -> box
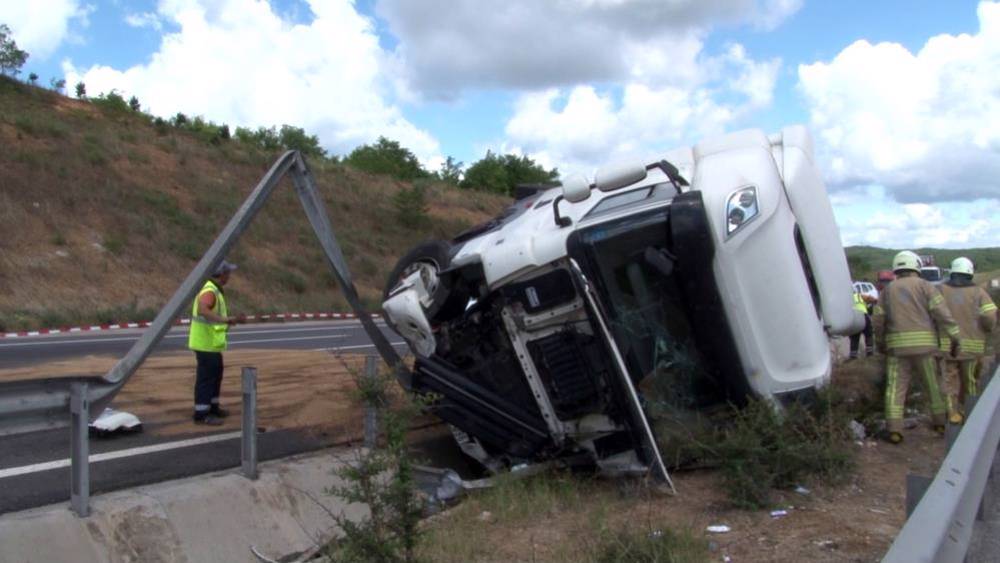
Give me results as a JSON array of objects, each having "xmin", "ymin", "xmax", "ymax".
[{"xmin": 3, "ymin": 0, "xmax": 998, "ymax": 249}]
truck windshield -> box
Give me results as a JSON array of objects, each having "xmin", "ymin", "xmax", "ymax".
[
  {"xmin": 920, "ymin": 268, "xmax": 942, "ymax": 282},
  {"xmin": 570, "ymin": 210, "xmax": 713, "ymax": 409}
]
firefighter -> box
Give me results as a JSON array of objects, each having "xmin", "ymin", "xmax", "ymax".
[
  {"xmin": 849, "ymin": 289, "xmax": 874, "ymax": 359},
  {"xmin": 873, "ymin": 250, "xmax": 960, "ymax": 443},
  {"xmin": 938, "ymin": 258, "xmax": 998, "ymax": 424}
]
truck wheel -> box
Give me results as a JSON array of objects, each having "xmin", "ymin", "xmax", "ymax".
[{"xmin": 383, "ymin": 240, "xmax": 455, "ymax": 319}]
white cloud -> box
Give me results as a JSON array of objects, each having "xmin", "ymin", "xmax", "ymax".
[
  {"xmin": 124, "ymin": 12, "xmax": 163, "ymax": 31},
  {"xmin": 375, "ymin": 0, "xmax": 799, "ymax": 98},
  {"xmin": 0, "ymin": 0, "xmax": 92, "ymax": 59},
  {"xmin": 63, "ymin": 0, "xmax": 440, "ymax": 162},
  {"xmin": 798, "ymin": 1, "xmax": 1000, "ymax": 203},
  {"xmin": 831, "ymin": 186, "xmax": 999, "ymax": 249},
  {"xmin": 502, "ymin": 44, "xmax": 781, "ymax": 173}
]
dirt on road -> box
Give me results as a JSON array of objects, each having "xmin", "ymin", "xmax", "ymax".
[{"xmin": 0, "ymin": 349, "xmax": 371, "ymax": 440}]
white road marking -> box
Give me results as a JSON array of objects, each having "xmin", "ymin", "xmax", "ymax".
[
  {"xmin": 314, "ymin": 341, "xmax": 407, "ymax": 352},
  {"xmin": 227, "ymin": 334, "xmax": 348, "ymax": 346},
  {"xmin": 0, "ymin": 431, "xmax": 242, "ymax": 480}
]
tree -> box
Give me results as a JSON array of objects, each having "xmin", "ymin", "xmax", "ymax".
[
  {"xmin": 75, "ymin": 81, "xmax": 86, "ymax": 99},
  {"xmin": 345, "ymin": 137, "xmax": 428, "ymax": 181},
  {"xmin": 278, "ymin": 124, "xmax": 325, "ymax": 157},
  {"xmin": 460, "ymin": 151, "xmax": 559, "ymax": 196},
  {"xmin": 128, "ymin": 95, "xmax": 141, "ymax": 111},
  {"xmin": 435, "ymin": 156, "xmax": 463, "ymax": 185},
  {"xmin": 49, "ymin": 77, "xmax": 65, "ymax": 93},
  {"xmin": 0, "ymin": 24, "xmax": 28, "ymax": 77},
  {"xmin": 27, "ymin": 72, "xmax": 37, "ymax": 84}
]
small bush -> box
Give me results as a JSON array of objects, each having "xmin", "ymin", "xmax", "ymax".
[
  {"xmin": 102, "ymin": 233, "xmax": 126, "ymax": 255},
  {"xmin": 325, "ymin": 364, "xmax": 425, "ymax": 563},
  {"xmin": 592, "ymin": 527, "xmax": 707, "ymax": 563},
  {"xmin": 92, "ymin": 91, "xmax": 131, "ymax": 113},
  {"xmin": 691, "ymin": 392, "xmax": 856, "ymax": 509},
  {"xmin": 13, "ymin": 114, "xmax": 68, "ymax": 138},
  {"xmin": 391, "ymin": 185, "xmax": 429, "ymax": 229}
]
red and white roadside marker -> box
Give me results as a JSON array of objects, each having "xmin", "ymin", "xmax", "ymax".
[{"xmin": 0, "ymin": 312, "xmax": 382, "ymax": 339}]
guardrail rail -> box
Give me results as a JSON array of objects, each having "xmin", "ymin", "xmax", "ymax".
[{"xmin": 882, "ymin": 365, "xmax": 1000, "ymax": 563}]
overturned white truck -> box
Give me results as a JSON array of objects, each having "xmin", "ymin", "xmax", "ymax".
[{"xmin": 382, "ymin": 126, "xmax": 861, "ymax": 484}]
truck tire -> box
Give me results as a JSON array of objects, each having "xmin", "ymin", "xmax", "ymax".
[{"xmin": 383, "ymin": 240, "xmax": 455, "ymax": 320}]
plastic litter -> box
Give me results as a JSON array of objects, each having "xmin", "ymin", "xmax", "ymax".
[
  {"xmin": 770, "ymin": 509, "xmax": 788, "ymax": 518},
  {"xmin": 848, "ymin": 420, "xmax": 866, "ymax": 441},
  {"xmin": 88, "ymin": 408, "xmax": 142, "ymax": 436},
  {"xmin": 794, "ymin": 485, "xmax": 811, "ymax": 495},
  {"xmin": 706, "ymin": 525, "xmax": 731, "ymax": 534}
]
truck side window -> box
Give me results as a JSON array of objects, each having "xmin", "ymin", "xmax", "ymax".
[{"xmin": 794, "ymin": 225, "xmax": 822, "ymax": 320}]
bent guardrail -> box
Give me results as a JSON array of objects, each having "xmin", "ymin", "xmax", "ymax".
[
  {"xmin": 882, "ymin": 364, "xmax": 1000, "ymax": 563},
  {"xmin": 0, "ymin": 151, "xmax": 406, "ymax": 437}
]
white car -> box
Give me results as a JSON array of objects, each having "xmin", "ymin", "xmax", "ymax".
[
  {"xmin": 382, "ymin": 126, "xmax": 861, "ymax": 483},
  {"xmin": 853, "ymin": 281, "xmax": 878, "ymax": 303}
]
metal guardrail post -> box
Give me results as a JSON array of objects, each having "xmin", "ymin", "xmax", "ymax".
[
  {"xmin": 70, "ymin": 382, "xmax": 90, "ymax": 517},
  {"xmin": 242, "ymin": 367, "xmax": 258, "ymax": 480},
  {"xmin": 364, "ymin": 355, "xmax": 378, "ymax": 448}
]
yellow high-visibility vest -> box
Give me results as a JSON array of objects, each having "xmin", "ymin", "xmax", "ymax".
[
  {"xmin": 853, "ymin": 292, "xmax": 868, "ymax": 314},
  {"xmin": 188, "ymin": 280, "xmax": 228, "ymax": 352}
]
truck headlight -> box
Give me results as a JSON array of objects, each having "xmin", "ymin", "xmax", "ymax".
[{"xmin": 726, "ymin": 186, "xmax": 758, "ymax": 236}]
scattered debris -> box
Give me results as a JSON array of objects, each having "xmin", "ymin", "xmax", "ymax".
[
  {"xmin": 770, "ymin": 509, "xmax": 788, "ymax": 518},
  {"xmin": 815, "ymin": 539, "xmax": 839, "ymax": 550},
  {"xmin": 706, "ymin": 525, "xmax": 731, "ymax": 534},
  {"xmin": 849, "ymin": 420, "xmax": 867, "ymax": 441},
  {"xmin": 868, "ymin": 508, "xmax": 888, "ymax": 515},
  {"xmin": 477, "ymin": 511, "xmax": 493, "ymax": 523},
  {"xmin": 794, "ymin": 485, "xmax": 811, "ymax": 495},
  {"xmin": 88, "ymin": 407, "xmax": 142, "ymax": 436},
  {"xmin": 649, "ymin": 529, "xmax": 664, "ymax": 539}
]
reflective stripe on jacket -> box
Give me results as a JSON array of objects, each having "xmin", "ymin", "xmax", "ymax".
[
  {"xmin": 188, "ymin": 280, "xmax": 228, "ymax": 352},
  {"xmin": 937, "ymin": 283, "xmax": 998, "ymax": 359},
  {"xmin": 873, "ymin": 274, "xmax": 959, "ymax": 357}
]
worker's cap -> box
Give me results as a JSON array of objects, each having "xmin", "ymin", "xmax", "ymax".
[{"xmin": 212, "ymin": 260, "xmax": 238, "ymax": 277}]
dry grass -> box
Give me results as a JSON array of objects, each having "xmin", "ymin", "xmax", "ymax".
[{"xmin": 0, "ymin": 78, "xmax": 509, "ymax": 331}]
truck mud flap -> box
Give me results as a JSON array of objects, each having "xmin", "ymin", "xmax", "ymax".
[
  {"xmin": 413, "ymin": 356, "xmax": 552, "ymax": 459},
  {"xmin": 670, "ymin": 191, "xmax": 753, "ymax": 402}
]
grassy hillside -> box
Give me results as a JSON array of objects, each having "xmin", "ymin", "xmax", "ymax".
[
  {"xmin": 0, "ymin": 77, "xmax": 508, "ymax": 331},
  {"xmin": 846, "ymin": 246, "xmax": 1000, "ymax": 281}
]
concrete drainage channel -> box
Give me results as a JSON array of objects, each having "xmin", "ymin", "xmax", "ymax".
[{"xmin": 0, "ymin": 447, "xmax": 364, "ymax": 563}]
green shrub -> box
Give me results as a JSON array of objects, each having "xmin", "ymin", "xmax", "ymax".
[
  {"xmin": 691, "ymin": 392, "xmax": 856, "ymax": 509},
  {"xmin": 345, "ymin": 137, "xmax": 428, "ymax": 181},
  {"xmin": 325, "ymin": 364, "xmax": 425, "ymax": 563},
  {"xmin": 391, "ymin": 185, "xmax": 429, "ymax": 229},
  {"xmin": 102, "ymin": 233, "xmax": 126, "ymax": 255},
  {"xmin": 13, "ymin": 114, "xmax": 68, "ymax": 138},
  {"xmin": 92, "ymin": 91, "xmax": 131, "ymax": 113}
]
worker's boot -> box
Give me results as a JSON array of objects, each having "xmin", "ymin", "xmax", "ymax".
[
  {"xmin": 865, "ymin": 346, "xmax": 875, "ymax": 357},
  {"xmin": 210, "ymin": 405, "xmax": 230, "ymax": 418},
  {"xmin": 193, "ymin": 412, "xmax": 224, "ymax": 426}
]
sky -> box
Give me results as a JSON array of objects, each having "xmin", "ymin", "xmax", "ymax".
[{"xmin": 2, "ymin": 0, "xmax": 998, "ymax": 250}]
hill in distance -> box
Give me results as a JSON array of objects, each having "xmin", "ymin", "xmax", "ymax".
[{"xmin": 0, "ymin": 77, "xmax": 508, "ymax": 331}]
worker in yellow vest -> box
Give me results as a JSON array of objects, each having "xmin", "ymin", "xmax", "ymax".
[
  {"xmin": 188, "ymin": 261, "xmax": 239, "ymax": 425},
  {"xmin": 938, "ymin": 257, "xmax": 997, "ymax": 424},
  {"xmin": 849, "ymin": 290, "xmax": 874, "ymax": 359},
  {"xmin": 872, "ymin": 251, "xmax": 960, "ymax": 443}
]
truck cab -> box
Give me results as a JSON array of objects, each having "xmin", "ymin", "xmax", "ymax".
[{"xmin": 382, "ymin": 126, "xmax": 861, "ymax": 483}]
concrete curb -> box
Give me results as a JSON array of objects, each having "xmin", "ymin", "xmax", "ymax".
[{"xmin": 0, "ymin": 448, "xmax": 365, "ymax": 563}]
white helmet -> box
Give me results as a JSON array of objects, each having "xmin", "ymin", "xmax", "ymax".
[
  {"xmin": 892, "ymin": 250, "xmax": 921, "ymax": 273},
  {"xmin": 951, "ymin": 257, "xmax": 974, "ymax": 276}
]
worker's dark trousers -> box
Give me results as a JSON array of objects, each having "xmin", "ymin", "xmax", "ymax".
[
  {"xmin": 850, "ymin": 314, "xmax": 874, "ymax": 356},
  {"xmin": 194, "ymin": 351, "xmax": 224, "ymax": 415}
]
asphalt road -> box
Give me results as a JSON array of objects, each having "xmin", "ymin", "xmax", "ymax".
[
  {"xmin": 0, "ymin": 320, "xmax": 413, "ymax": 515},
  {"xmin": 0, "ymin": 319, "xmax": 402, "ymax": 369}
]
